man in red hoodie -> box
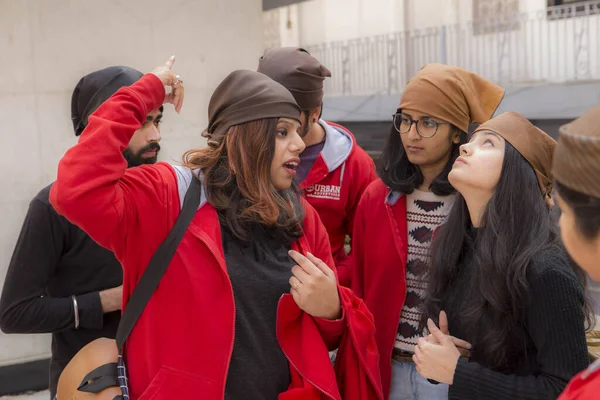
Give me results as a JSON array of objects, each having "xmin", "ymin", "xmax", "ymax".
[{"xmin": 258, "ymin": 47, "xmax": 376, "ymax": 286}]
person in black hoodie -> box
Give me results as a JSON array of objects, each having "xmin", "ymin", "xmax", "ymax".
[
  {"xmin": 0, "ymin": 66, "xmax": 164, "ymax": 399},
  {"xmin": 415, "ymin": 112, "xmax": 593, "ymax": 399}
]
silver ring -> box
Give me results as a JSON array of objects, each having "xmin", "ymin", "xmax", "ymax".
[
  {"xmin": 174, "ymin": 75, "xmax": 183, "ymax": 85},
  {"xmin": 293, "ymin": 281, "xmax": 301, "ymax": 290}
]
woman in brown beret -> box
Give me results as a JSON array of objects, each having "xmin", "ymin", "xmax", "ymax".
[
  {"xmin": 350, "ymin": 63, "xmax": 504, "ymax": 399},
  {"xmin": 50, "ymin": 57, "xmax": 382, "ymax": 399},
  {"xmin": 415, "ymin": 112, "xmax": 591, "ymax": 399},
  {"xmin": 555, "ymin": 104, "xmax": 600, "ymax": 400}
]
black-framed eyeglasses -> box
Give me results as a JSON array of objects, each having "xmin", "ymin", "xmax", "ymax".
[{"xmin": 392, "ymin": 113, "xmax": 450, "ymax": 138}]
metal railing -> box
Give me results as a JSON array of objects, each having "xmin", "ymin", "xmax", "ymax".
[{"xmin": 305, "ymin": 0, "xmax": 600, "ymax": 97}]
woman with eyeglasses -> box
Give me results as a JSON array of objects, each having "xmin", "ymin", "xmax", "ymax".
[{"xmin": 349, "ymin": 64, "xmax": 505, "ymax": 400}]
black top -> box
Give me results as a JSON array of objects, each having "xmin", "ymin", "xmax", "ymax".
[
  {"xmin": 443, "ymin": 230, "xmax": 589, "ymax": 400},
  {"xmin": 220, "ymin": 217, "xmax": 293, "ymax": 400},
  {"xmin": 0, "ymin": 184, "xmax": 122, "ymax": 397}
]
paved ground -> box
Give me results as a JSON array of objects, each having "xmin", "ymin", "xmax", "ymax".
[{"xmin": 0, "ymin": 391, "xmax": 49, "ymax": 400}]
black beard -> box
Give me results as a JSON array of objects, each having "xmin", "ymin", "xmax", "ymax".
[
  {"xmin": 123, "ymin": 142, "xmax": 161, "ymax": 167},
  {"xmin": 298, "ymin": 120, "xmax": 311, "ymax": 138}
]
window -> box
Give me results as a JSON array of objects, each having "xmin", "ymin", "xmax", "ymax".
[
  {"xmin": 548, "ymin": 0, "xmax": 586, "ymax": 6},
  {"xmin": 547, "ymin": 0, "xmax": 600, "ymax": 20},
  {"xmin": 473, "ymin": 0, "xmax": 520, "ymax": 35}
]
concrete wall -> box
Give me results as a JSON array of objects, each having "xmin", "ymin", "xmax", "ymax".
[
  {"xmin": 284, "ymin": 0, "xmax": 465, "ymax": 46},
  {"xmin": 0, "ymin": 0, "xmax": 263, "ymax": 367},
  {"xmin": 295, "ymin": 0, "xmax": 406, "ymax": 46},
  {"xmin": 290, "ymin": 0, "xmax": 566, "ymax": 44}
]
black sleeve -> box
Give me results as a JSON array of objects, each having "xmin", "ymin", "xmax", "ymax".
[
  {"xmin": 0, "ymin": 197, "xmax": 104, "ymax": 333},
  {"xmin": 449, "ymin": 255, "xmax": 590, "ymax": 400}
]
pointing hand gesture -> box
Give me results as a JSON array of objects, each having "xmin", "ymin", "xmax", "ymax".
[{"xmin": 150, "ymin": 55, "xmax": 184, "ymax": 113}]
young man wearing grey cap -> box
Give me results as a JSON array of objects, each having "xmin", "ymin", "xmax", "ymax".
[
  {"xmin": 258, "ymin": 47, "xmax": 376, "ymax": 286},
  {"xmin": 0, "ymin": 66, "xmax": 163, "ymax": 399}
]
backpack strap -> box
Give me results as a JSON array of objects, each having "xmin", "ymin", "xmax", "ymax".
[{"xmin": 115, "ymin": 173, "xmax": 202, "ymax": 349}]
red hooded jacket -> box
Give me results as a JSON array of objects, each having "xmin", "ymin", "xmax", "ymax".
[
  {"xmin": 350, "ymin": 179, "xmax": 410, "ymax": 399},
  {"xmin": 558, "ymin": 360, "xmax": 600, "ymax": 400},
  {"xmin": 50, "ymin": 74, "xmax": 383, "ymax": 400},
  {"xmin": 300, "ymin": 121, "xmax": 376, "ymax": 284}
]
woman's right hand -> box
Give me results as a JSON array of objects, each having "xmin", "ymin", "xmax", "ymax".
[
  {"xmin": 426, "ymin": 310, "xmax": 472, "ymax": 359},
  {"xmin": 150, "ymin": 56, "xmax": 184, "ymax": 113}
]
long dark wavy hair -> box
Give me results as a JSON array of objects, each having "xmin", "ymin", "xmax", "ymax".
[
  {"xmin": 183, "ymin": 118, "xmax": 304, "ymax": 243},
  {"xmin": 377, "ymin": 124, "xmax": 468, "ymax": 195},
  {"xmin": 423, "ymin": 143, "xmax": 594, "ymax": 369}
]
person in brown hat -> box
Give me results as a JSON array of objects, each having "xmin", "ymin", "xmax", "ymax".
[
  {"xmin": 553, "ymin": 104, "xmax": 600, "ymax": 400},
  {"xmin": 258, "ymin": 47, "xmax": 377, "ymax": 281},
  {"xmin": 414, "ymin": 111, "xmax": 591, "ymax": 399},
  {"xmin": 49, "ymin": 57, "xmax": 383, "ymax": 399},
  {"xmin": 350, "ymin": 63, "xmax": 505, "ymax": 399}
]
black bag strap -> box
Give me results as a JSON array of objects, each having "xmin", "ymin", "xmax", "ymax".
[
  {"xmin": 77, "ymin": 363, "xmax": 120, "ymax": 392},
  {"xmin": 115, "ymin": 175, "xmax": 201, "ymax": 349}
]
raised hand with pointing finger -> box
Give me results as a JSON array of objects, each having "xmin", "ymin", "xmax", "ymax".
[{"xmin": 150, "ymin": 55, "xmax": 184, "ymax": 113}]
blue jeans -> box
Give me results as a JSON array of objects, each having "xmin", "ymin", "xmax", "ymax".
[{"xmin": 389, "ymin": 360, "xmax": 448, "ymax": 400}]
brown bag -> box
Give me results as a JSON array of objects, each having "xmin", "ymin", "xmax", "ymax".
[{"xmin": 57, "ymin": 338, "xmax": 122, "ymax": 399}]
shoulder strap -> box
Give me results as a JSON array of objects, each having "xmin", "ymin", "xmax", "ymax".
[{"xmin": 115, "ymin": 175, "xmax": 201, "ymax": 349}]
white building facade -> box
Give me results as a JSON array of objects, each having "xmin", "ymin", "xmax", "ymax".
[{"xmin": 264, "ymin": 0, "xmax": 600, "ymax": 126}]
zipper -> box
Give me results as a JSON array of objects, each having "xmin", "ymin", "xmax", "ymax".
[
  {"xmin": 338, "ymin": 162, "xmax": 346, "ymax": 188},
  {"xmin": 201, "ymin": 236, "xmax": 236, "ymax": 399},
  {"xmin": 384, "ymin": 201, "xmax": 408, "ymax": 278},
  {"xmin": 276, "ymin": 297, "xmax": 339, "ymax": 400},
  {"xmin": 384, "ymin": 200, "xmax": 408, "ymax": 358}
]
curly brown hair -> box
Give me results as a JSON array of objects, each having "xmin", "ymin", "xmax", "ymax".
[{"xmin": 182, "ymin": 118, "xmax": 304, "ymax": 242}]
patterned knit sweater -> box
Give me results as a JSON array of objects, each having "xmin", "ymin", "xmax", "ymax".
[{"xmin": 395, "ymin": 189, "xmax": 455, "ymax": 353}]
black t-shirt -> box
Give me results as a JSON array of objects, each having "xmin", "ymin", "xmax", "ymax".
[
  {"xmin": 0, "ymin": 184, "xmax": 122, "ymax": 398},
  {"xmin": 220, "ymin": 219, "xmax": 294, "ymax": 399}
]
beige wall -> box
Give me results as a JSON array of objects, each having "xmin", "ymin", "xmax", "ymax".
[
  {"xmin": 280, "ymin": 0, "xmax": 554, "ymax": 46},
  {"xmin": 298, "ymin": 0, "xmax": 405, "ymax": 45},
  {"xmin": 0, "ymin": 0, "xmax": 263, "ymax": 366}
]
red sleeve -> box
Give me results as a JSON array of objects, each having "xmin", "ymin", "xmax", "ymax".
[
  {"xmin": 312, "ymin": 310, "xmax": 346, "ymax": 351},
  {"xmin": 301, "ymin": 199, "xmax": 347, "ymax": 349},
  {"xmin": 49, "ymin": 74, "xmax": 171, "ymax": 261},
  {"xmin": 336, "ymin": 147, "xmax": 376, "ymax": 286},
  {"xmin": 558, "ymin": 368, "xmax": 600, "ymax": 400}
]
